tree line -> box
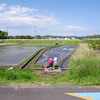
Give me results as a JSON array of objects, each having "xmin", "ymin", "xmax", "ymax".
[{"xmin": 0, "ymin": 30, "xmax": 100, "ymax": 39}]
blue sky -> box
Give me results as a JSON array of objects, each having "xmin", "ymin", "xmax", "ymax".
[{"xmin": 0, "ymin": 0, "xmax": 100, "ymax": 36}]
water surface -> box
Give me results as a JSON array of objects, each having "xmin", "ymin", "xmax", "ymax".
[
  {"xmin": 0, "ymin": 45, "xmax": 46, "ymax": 66},
  {"xmin": 36, "ymin": 46, "xmax": 77, "ymax": 67}
]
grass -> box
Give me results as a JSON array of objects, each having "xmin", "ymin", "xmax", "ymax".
[
  {"xmin": 33, "ymin": 64, "xmax": 57, "ymax": 68},
  {"xmin": 0, "ymin": 68, "xmax": 69, "ymax": 86},
  {"xmin": 0, "ymin": 68, "xmax": 62, "ymax": 85},
  {"xmin": 0, "ymin": 39, "xmax": 79, "ymax": 45},
  {"xmin": 61, "ymin": 40, "xmax": 79, "ymax": 45},
  {"xmin": 33, "ymin": 64, "xmax": 43, "ymax": 67},
  {"xmin": 67, "ymin": 43, "xmax": 100, "ymax": 86},
  {"xmin": 67, "ymin": 59, "xmax": 100, "ymax": 85},
  {"xmin": 0, "ymin": 68, "xmax": 40, "ymax": 84}
]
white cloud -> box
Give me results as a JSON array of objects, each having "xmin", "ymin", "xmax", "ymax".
[
  {"xmin": 37, "ymin": 15, "xmax": 60, "ymax": 25},
  {"xmin": 0, "ymin": 3, "xmax": 89, "ymax": 36},
  {"xmin": 7, "ymin": 5, "xmax": 38, "ymax": 15},
  {"xmin": 0, "ymin": 3, "xmax": 59, "ymax": 31},
  {"xmin": 0, "ymin": 3, "xmax": 7, "ymax": 10},
  {"xmin": 65, "ymin": 25, "xmax": 87, "ymax": 31}
]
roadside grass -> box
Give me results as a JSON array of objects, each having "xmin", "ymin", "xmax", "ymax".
[
  {"xmin": 0, "ymin": 68, "xmax": 68, "ymax": 85},
  {"xmin": 67, "ymin": 59, "xmax": 100, "ymax": 85},
  {"xmin": 1, "ymin": 58, "xmax": 100, "ymax": 86},
  {"xmin": 0, "ymin": 68, "xmax": 41, "ymax": 83},
  {"xmin": 67, "ymin": 43, "xmax": 100, "ymax": 86},
  {"xmin": 0, "ymin": 68, "xmax": 61, "ymax": 84}
]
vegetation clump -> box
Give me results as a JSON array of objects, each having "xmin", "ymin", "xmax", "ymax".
[
  {"xmin": 67, "ymin": 43, "xmax": 100, "ymax": 85},
  {"xmin": 0, "ymin": 68, "xmax": 68, "ymax": 86},
  {"xmin": 88, "ymin": 40, "xmax": 100, "ymax": 50},
  {"xmin": 82, "ymin": 40, "xmax": 100, "ymax": 50},
  {"xmin": 0, "ymin": 68, "xmax": 39, "ymax": 83},
  {"xmin": 0, "ymin": 31, "xmax": 8, "ymax": 39}
]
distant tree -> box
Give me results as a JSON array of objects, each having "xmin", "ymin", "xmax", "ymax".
[
  {"xmin": 8, "ymin": 35, "xmax": 35, "ymax": 39},
  {"xmin": 88, "ymin": 35, "xmax": 100, "ymax": 38},
  {"xmin": 42, "ymin": 35, "xmax": 51, "ymax": 39},
  {"xmin": 8, "ymin": 36, "xmax": 13, "ymax": 39},
  {"xmin": 0, "ymin": 30, "xmax": 8, "ymax": 39},
  {"xmin": 20, "ymin": 35, "xmax": 25, "ymax": 39},
  {"xmin": 36, "ymin": 35, "xmax": 42, "ymax": 39},
  {"xmin": 25, "ymin": 35, "xmax": 31, "ymax": 39}
]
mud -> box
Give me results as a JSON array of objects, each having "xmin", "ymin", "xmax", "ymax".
[{"xmin": 36, "ymin": 71, "xmax": 68, "ymax": 79}]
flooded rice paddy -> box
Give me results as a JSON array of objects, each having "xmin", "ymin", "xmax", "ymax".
[
  {"xmin": 0, "ymin": 45, "xmax": 46, "ymax": 66},
  {"xmin": 0, "ymin": 45, "xmax": 77, "ymax": 67},
  {"xmin": 36, "ymin": 46, "xmax": 77, "ymax": 67}
]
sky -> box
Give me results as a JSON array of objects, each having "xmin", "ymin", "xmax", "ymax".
[{"xmin": 0, "ymin": 0, "xmax": 100, "ymax": 36}]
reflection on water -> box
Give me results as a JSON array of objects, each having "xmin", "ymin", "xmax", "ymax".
[{"xmin": 0, "ymin": 45, "xmax": 46, "ymax": 66}]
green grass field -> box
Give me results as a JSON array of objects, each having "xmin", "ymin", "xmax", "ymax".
[
  {"xmin": 0, "ymin": 68, "xmax": 39, "ymax": 84},
  {"xmin": 0, "ymin": 68, "xmax": 66, "ymax": 85},
  {"xmin": 0, "ymin": 39, "xmax": 79, "ymax": 45}
]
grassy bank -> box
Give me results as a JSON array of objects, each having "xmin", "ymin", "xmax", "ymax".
[
  {"xmin": 0, "ymin": 68, "xmax": 68, "ymax": 85},
  {"xmin": 67, "ymin": 43, "xmax": 100, "ymax": 85},
  {"xmin": 0, "ymin": 39, "xmax": 79, "ymax": 45},
  {"xmin": 0, "ymin": 68, "xmax": 39, "ymax": 84}
]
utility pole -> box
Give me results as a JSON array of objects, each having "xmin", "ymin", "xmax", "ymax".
[{"xmin": 34, "ymin": 25, "xmax": 36, "ymax": 39}]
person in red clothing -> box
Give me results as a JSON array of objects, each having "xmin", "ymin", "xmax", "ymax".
[
  {"xmin": 44, "ymin": 62, "xmax": 49, "ymax": 68},
  {"xmin": 48, "ymin": 57, "xmax": 54, "ymax": 70}
]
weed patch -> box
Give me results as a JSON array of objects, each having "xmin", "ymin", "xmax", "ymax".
[{"xmin": 67, "ymin": 43, "xmax": 100, "ymax": 85}]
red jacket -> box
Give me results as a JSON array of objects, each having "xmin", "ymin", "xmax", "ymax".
[{"xmin": 48, "ymin": 58, "xmax": 53, "ymax": 64}]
